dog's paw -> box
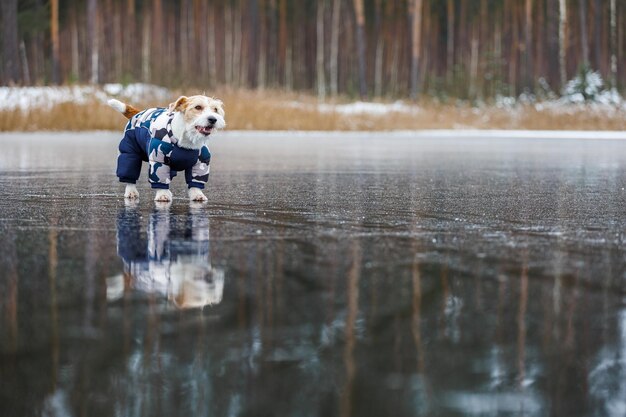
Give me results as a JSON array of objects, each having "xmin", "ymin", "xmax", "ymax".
[
  {"xmin": 188, "ymin": 187, "xmax": 208, "ymax": 202},
  {"xmin": 124, "ymin": 184, "xmax": 139, "ymax": 199},
  {"xmin": 154, "ymin": 189, "xmax": 173, "ymax": 202}
]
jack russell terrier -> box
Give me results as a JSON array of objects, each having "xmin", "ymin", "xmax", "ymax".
[{"xmin": 108, "ymin": 95, "xmax": 226, "ymax": 202}]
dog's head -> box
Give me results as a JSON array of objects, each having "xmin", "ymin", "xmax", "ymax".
[{"xmin": 169, "ymin": 95, "xmax": 226, "ymax": 148}]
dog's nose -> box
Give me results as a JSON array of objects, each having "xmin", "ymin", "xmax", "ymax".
[{"xmin": 208, "ymin": 116, "xmax": 217, "ymax": 125}]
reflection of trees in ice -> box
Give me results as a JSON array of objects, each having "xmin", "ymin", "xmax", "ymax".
[
  {"xmin": 443, "ymin": 391, "xmax": 542, "ymax": 416},
  {"xmin": 42, "ymin": 389, "xmax": 71, "ymax": 417},
  {"xmin": 589, "ymin": 309, "xmax": 626, "ymax": 417},
  {"xmin": 97, "ymin": 323, "xmax": 328, "ymax": 417},
  {"xmin": 106, "ymin": 204, "xmax": 224, "ymax": 309}
]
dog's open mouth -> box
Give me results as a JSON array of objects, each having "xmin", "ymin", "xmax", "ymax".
[{"xmin": 195, "ymin": 125, "xmax": 213, "ymax": 136}]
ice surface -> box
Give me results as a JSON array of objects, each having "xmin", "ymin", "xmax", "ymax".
[{"xmin": 1, "ymin": 131, "xmax": 626, "ymax": 417}]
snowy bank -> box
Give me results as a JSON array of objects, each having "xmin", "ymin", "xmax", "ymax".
[{"xmin": 0, "ymin": 83, "xmax": 172, "ymax": 111}]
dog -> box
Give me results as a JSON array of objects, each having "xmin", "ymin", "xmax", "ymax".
[{"xmin": 108, "ymin": 95, "xmax": 226, "ymax": 202}]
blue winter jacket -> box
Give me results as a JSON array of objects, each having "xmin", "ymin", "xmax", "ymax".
[{"xmin": 117, "ymin": 107, "xmax": 211, "ymax": 189}]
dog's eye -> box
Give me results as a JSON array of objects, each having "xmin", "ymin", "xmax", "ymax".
[
  {"xmin": 213, "ymin": 107, "xmax": 218, "ymax": 112},
  {"xmin": 195, "ymin": 105, "xmax": 203, "ymax": 110}
]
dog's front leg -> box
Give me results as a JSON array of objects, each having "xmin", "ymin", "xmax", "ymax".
[
  {"xmin": 188, "ymin": 187, "xmax": 208, "ymax": 202},
  {"xmin": 154, "ymin": 189, "xmax": 173, "ymax": 202},
  {"xmin": 124, "ymin": 184, "xmax": 139, "ymax": 199}
]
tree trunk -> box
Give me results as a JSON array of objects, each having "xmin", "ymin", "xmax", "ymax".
[
  {"xmin": 609, "ymin": 0, "xmax": 617, "ymax": 86},
  {"xmin": 524, "ymin": 0, "xmax": 534, "ymax": 92},
  {"xmin": 353, "ymin": 0, "xmax": 368, "ymax": 99},
  {"xmin": 470, "ymin": 23, "xmax": 479, "ymax": 99},
  {"xmin": 446, "ymin": 0, "xmax": 455, "ymax": 86},
  {"xmin": 257, "ymin": 0, "xmax": 267, "ymax": 89},
  {"xmin": 88, "ymin": 0, "xmax": 99, "ymax": 84},
  {"xmin": 374, "ymin": 37, "xmax": 384, "ymax": 98},
  {"xmin": 593, "ymin": 0, "xmax": 602, "ymax": 71},
  {"xmin": 103, "ymin": 0, "xmax": 114, "ymax": 82},
  {"xmin": 478, "ymin": 0, "xmax": 487, "ymax": 98},
  {"xmin": 409, "ymin": 0, "xmax": 423, "ymax": 100},
  {"xmin": 28, "ymin": 0, "xmax": 46, "ymax": 83},
  {"xmin": 70, "ymin": 6, "xmax": 80, "ymax": 82},
  {"xmin": 113, "ymin": 0, "xmax": 123, "ymax": 81},
  {"xmin": 233, "ymin": 4, "xmax": 242, "ymax": 87},
  {"xmin": 579, "ymin": 0, "xmax": 589, "ymax": 66},
  {"xmin": 152, "ymin": 0, "xmax": 163, "ymax": 83},
  {"xmin": 458, "ymin": 0, "xmax": 467, "ymax": 96},
  {"xmin": 247, "ymin": 0, "xmax": 260, "ymax": 87},
  {"xmin": 51, "ymin": 0, "xmax": 61, "ymax": 84},
  {"xmin": 535, "ymin": 0, "xmax": 545, "ymax": 79},
  {"xmin": 390, "ymin": 23, "xmax": 400, "ymax": 96},
  {"xmin": 19, "ymin": 41, "xmax": 31, "ymax": 85},
  {"xmin": 181, "ymin": 0, "xmax": 190, "ymax": 80},
  {"xmin": 618, "ymin": 2, "xmax": 624, "ymax": 88},
  {"xmin": 286, "ymin": 43, "xmax": 293, "ymax": 91},
  {"xmin": 509, "ymin": 1, "xmax": 519, "ymax": 96},
  {"xmin": 494, "ymin": 18, "xmax": 503, "ymax": 95},
  {"xmin": 330, "ymin": 0, "xmax": 341, "ymax": 96},
  {"xmin": 1, "ymin": 0, "xmax": 20, "ymax": 84},
  {"xmin": 267, "ymin": 0, "xmax": 278, "ymax": 86},
  {"xmin": 141, "ymin": 2, "xmax": 151, "ymax": 83},
  {"xmin": 547, "ymin": 0, "xmax": 560, "ymax": 88},
  {"xmin": 225, "ymin": 4, "xmax": 233, "ymax": 85},
  {"xmin": 125, "ymin": 0, "xmax": 136, "ymax": 79},
  {"xmin": 558, "ymin": 0, "xmax": 567, "ymax": 89},
  {"xmin": 373, "ymin": 0, "xmax": 384, "ymax": 97},
  {"xmin": 208, "ymin": 2, "xmax": 217, "ymax": 86},
  {"xmin": 194, "ymin": 0, "xmax": 204, "ymax": 80},
  {"xmin": 421, "ymin": 0, "xmax": 430, "ymax": 95},
  {"xmin": 278, "ymin": 0, "xmax": 287, "ymax": 86},
  {"xmin": 316, "ymin": 0, "xmax": 326, "ymax": 101}
]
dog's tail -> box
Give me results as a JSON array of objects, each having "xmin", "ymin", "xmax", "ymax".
[{"xmin": 107, "ymin": 98, "xmax": 141, "ymax": 120}]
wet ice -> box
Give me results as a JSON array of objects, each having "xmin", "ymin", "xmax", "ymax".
[{"xmin": 1, "ymin": 131, "xmax": 626, "ymax": 417}]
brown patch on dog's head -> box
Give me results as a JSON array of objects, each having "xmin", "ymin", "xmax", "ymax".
[
  {"xmin": 170, "ymin": 96, "xmax": 189, "ymax": 113},
  {"xmin": 179, "ymin": 95, "xmax": 225, "ymax": 123}
]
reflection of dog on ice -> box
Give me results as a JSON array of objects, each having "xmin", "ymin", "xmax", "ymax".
[{"xmin": 106, "ymin": 203, "xmax": 224, "ymax": 309}]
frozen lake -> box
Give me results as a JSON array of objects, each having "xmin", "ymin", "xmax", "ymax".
[{"xmin": 1, "ymin": 131, "xmax": 625, "ymax": 417}]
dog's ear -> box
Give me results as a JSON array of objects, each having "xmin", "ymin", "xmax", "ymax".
[{"xmin": 171, "ymin": 96, "xmax": 188, "ymax": 112}]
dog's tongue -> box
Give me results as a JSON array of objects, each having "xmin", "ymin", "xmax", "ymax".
[{"xmin": 197, "ymin": 126, "xmax": 212, "ymax": 135}]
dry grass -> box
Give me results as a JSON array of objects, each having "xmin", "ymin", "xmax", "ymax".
[{"xmin": 1, "ymin": 88, "xmax": 624, "ymax": 132}]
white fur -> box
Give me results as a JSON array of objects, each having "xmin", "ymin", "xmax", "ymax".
[
  {"xmin": 171, "ymin": 112, "xmax": 188, "ymax": 146},
  {"xmin": 154, "ymin": 189, "xmax": 173, "ymax": 202},
  {"xmin": 188, "ymin": 187, "xmax": 208, "ymax": 202},
  {"xmin": 175, "ymin": 110, "xmax": 226, "ymax": 150},
  {"xmin": 124, "ymin": 184, "xmax": 139, "ymax": 199},
  {"xmin": 108, "ymin": 99, "xmax": 126, "ymax": 113}
]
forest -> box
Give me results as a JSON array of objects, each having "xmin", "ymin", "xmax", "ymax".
[{"xmin": 2, "ymin": 0, "xmax": 624, "ymax": 100}]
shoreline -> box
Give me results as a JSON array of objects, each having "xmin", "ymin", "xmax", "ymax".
[
  {"xmin": 2, "ymin": 129, "xmax": 625, "ymax": 140},
  {"xmin": 1, "ymin": 85, "xmax": 624, "ymax": 132}
]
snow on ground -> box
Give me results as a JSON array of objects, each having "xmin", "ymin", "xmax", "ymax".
[
  {"xmin": 495, "ymin": 91, "xmax": 626, "ymax": 116},
  {"xmin": 0, "ymin": 83, "xmax": 172, "ymax": 111},
  {"xmin": 495, "ymin": 71, "xmax": 626, "ymax": 115},
  {"xmin": 284, "ymin": 100, "xmax": 420, "ymax": 115},
  {"xmin": 318, "ymin": 101, "xmax": 420, "ymax": 115},
  {"xmin": 0, "ymin": 83, "xmax": 623, "ymax": 119},
  {"xmin": 102, "ymin": 83, "xmax": 171, "ymax": 101},
  {"xmin": 0, "ymin": 85, "xmax": 105, "ymax": 111}
]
